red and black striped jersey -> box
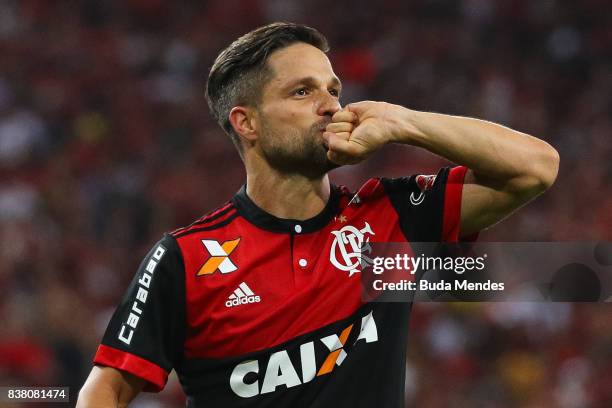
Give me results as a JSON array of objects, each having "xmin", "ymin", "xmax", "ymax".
[{"xmin": 94, "ymin": 166, "xmax": 469, "ymax": 407}]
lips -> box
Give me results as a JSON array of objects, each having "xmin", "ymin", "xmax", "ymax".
[{"xmin": 317, "ymin": 120, "xmax": 331, "ymax": 132}]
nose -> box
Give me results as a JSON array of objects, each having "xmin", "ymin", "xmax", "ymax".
[{"xmin": 316, "ymin": 91, "xmax": 341, "ymax": 117}]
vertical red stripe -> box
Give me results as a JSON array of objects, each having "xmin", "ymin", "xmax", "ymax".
[{"xmin": 442, "ymin": 166, "xmax": 468, "ymax": 242}]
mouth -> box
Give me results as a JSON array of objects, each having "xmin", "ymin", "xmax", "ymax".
[
  {"xmin": 314, "ymin": 121, "xmax": 331, "ymax": 149},
  {"xmin": 316, "ymin": 120, "xmax": 331, "ymax": 132},
  {"xmin": 320, "ymin": 132, "xmax": 330, "ymax": 150}
]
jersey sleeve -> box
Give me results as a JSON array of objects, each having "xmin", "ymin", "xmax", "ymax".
[
  {"xmin": 93, "ymin": 234, "xmax": 186, "ymax": 392},
  {"xmin": 380, "ymin": 166, "xmax": 469, "ymax": 242}
]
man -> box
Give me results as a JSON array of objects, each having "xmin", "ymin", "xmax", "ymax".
[{"xmin": 77, "ymin": 22, "xmax": 559, "ymax": 407}]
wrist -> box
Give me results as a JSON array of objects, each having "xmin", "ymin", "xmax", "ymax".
[{"xmin": 389, "ymin": 106, "xmax": 424, "ymax": 145}]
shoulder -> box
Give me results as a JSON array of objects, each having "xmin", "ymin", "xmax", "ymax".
[
  {"xmin": 169, "ymin": 200, "xmax": 239, "ymax": 239},
  {"xmin": 335, "ymin": 178, "xmax": 389, "ymax": 209},
  {"xmin": 165, "ymin": 201, "xmax": 245, "ymax": 275},
  {"xmin": 335, "ymin": 173, "xmax": 434, "ymax": 210}
]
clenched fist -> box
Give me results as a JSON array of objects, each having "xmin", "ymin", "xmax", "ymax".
[{"xmin": 323, "ymin": 101, "xmax": 417, "ymax": 165}]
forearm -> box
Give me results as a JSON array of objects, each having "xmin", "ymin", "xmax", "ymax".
[
  {"xmin": 393, "ymin": 109, "xmax": 559, "ymax": 192},
  {"xmin": 77, "ymin": 382, "xmax": 123, "ymax": 408},
  {"xmin": 77, "ymin": 366, "xmax": 144, "ymax": 408}
]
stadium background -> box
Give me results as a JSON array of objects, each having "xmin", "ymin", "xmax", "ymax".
[{"xmin": 0, "ymin": 0, "xmax": 611, "ymax": 406}]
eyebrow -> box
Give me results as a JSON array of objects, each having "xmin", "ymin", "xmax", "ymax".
[{"xmin": 282, "ymin": 76, "xmax": 342, "ymax": 92}]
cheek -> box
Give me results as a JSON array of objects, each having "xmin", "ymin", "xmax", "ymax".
[
  {"xmin": 261, "ymin": 101, "xmax": 313, "ymax": 131},
  {"xmin": 273, "ymin": 112, "xmax": 306, "ymax": 131}
]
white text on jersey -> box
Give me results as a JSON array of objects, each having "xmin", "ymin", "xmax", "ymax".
[
  {"xmin": 230, "ymin": 310, "xmax": 378, "ymax": 398},
  {"xmin": 226, "ymin": 282, "xmax": 261, "ymax": 308},
  {"xmin": 118, "ymin": 244, "xmax": 166, "ymax": 345}
]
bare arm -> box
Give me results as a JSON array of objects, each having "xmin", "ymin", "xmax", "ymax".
[
  {"xmin": 395, "ymin": 110, "xmax": 560, "ymax": 236},
  {"xmin": 77, "ymin": 366, "xmax": 146, "ymax": 408},
  {"xmin": 323, "ymin": 102, "xmax": 560, "ymax": 236}
]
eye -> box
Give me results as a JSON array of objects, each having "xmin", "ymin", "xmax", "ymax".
[
  {"xmin": 329, "ymin": 88, "xmax": 340, "ymax": 97},
  {"xmin": 294, "ymin": 88, "xmax": 309, "ymax": 96}
]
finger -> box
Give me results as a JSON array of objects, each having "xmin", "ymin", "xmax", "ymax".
[
  {"xmin": 325, "ymin": 122, "xmax": 354, "ymax": 134},
  {"xmin": 332, "ymin": 110, "xmax": 358, "ymax": 124},
  {"xmin": 324, "ymin": 132, "xmax": 360, "ymax": 157},
  {"xmin": 345, "ymin": 101, "xmax": 374, "ymax": 116},
  {"xmin": 327, "ymin": 150, "xmax": 359, "ymax": 165},
  {"xmin": 324, "ymin": 131, "xmax": 351, "ymax": 143},
  {"xmin": 325, "ymin": 138, "xmax": 360, "ymax": 165}
]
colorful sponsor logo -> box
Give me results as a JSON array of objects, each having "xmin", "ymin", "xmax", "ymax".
[{"xmin": 197, "ymin": 238, "xmax": 241, "ymax": 276}]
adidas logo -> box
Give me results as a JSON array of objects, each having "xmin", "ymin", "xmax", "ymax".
[{"xmin": 226, "ymin": 282, "xmax": 261, "ymax": 308}]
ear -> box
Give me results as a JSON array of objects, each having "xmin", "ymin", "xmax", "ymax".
[{"xmin": 229, "ymin": 106, "xmax": 258, "ymax": 143}]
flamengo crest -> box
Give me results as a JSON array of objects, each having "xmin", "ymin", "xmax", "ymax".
[{"xmin": 329, "ymin": 222, "xmax": 375, "ymax": 276}]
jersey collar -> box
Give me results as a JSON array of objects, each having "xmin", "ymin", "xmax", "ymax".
[{"xmin": 232, "ymin": 184, "xmax": 340, "ymax": 234}]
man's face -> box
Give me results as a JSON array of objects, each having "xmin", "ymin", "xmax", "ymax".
[{"xmin": 254, "ymin": 42, "xmax": 343, "ymax": 179}]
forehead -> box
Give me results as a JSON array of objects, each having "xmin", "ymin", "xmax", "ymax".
[{"xmin": 265, "ymin": 42, "xmax": 337, "ymax": 88}]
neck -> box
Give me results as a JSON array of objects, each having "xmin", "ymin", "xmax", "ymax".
[{"xmin": 245, "ymin": 167, "xmax": 331, "ymax": 221}]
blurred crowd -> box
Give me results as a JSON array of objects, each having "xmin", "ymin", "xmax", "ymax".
[{"xmin": 0, "ymin": 0, "xmax": 610, "ymax": 406}]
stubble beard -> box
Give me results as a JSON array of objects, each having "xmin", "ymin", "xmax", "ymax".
[{"xmin": 259, "ymin": 120, "xmax": 340, "ymax": 180}]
